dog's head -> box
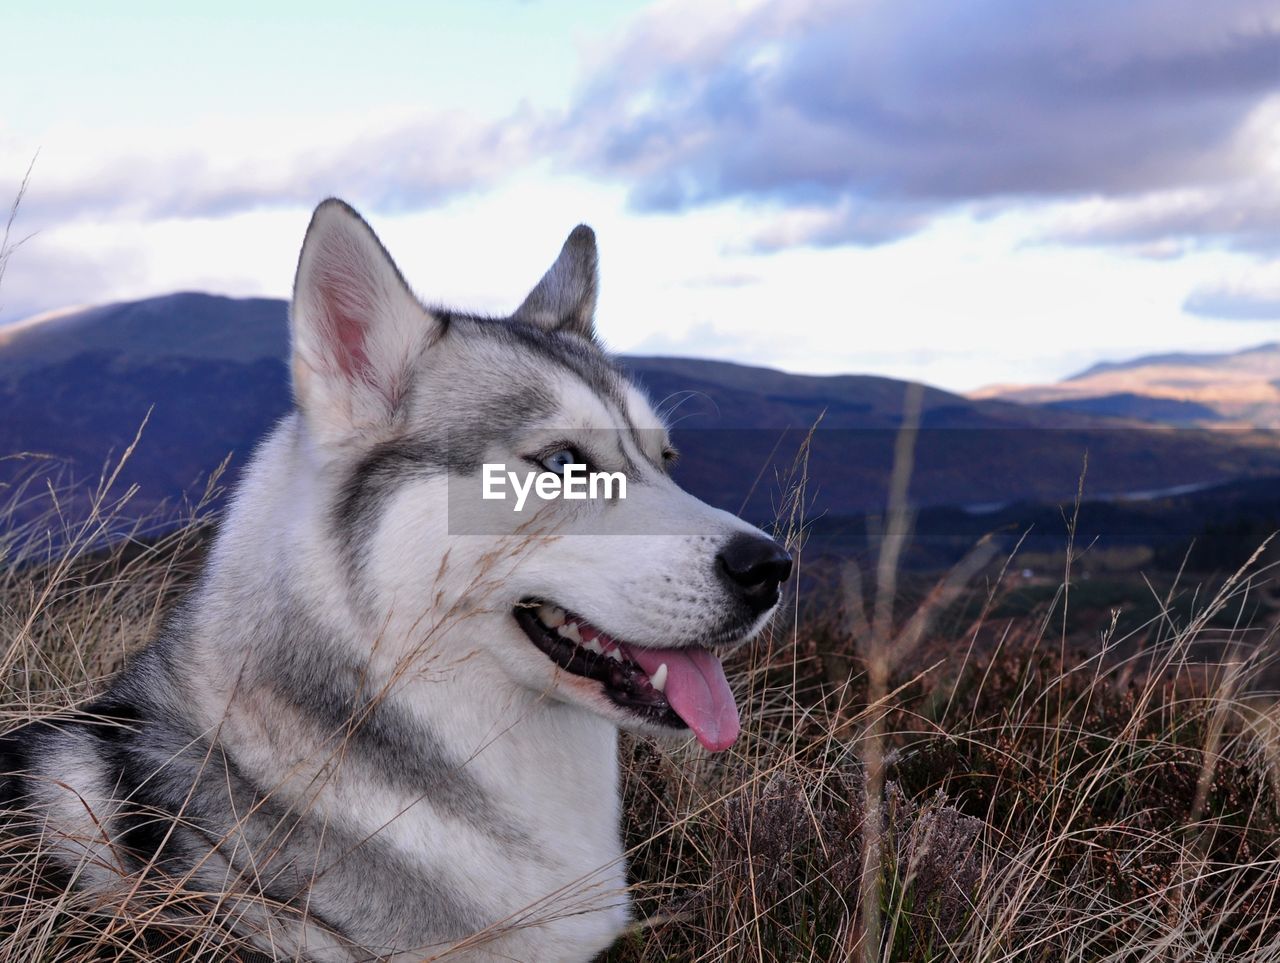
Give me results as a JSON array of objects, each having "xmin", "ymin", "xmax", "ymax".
[{"xmin": 289, "ymin": 199, "xmax": 791, "ymax": 751}]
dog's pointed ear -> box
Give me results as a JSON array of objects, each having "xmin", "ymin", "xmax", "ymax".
[
  {"xmin": 290, "ymin": 199, "xmax": 439, "ymax": 442},
  {"xmin": 511, "ymin": 225, "xmax": 598, "ymax": 340}
]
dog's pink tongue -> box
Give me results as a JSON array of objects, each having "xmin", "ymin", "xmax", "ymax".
[{"xmin": 622, "ymin": 645, "xmax": 740, "ymax": 751}]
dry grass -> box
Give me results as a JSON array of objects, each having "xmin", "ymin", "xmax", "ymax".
[
  {"xmin": 3, "ymin": 433, "xmax": 1280, "ymax": 962},
  {"xmin": 609, "ymin": 575, "xmax": 1280, "ymax": 962}
]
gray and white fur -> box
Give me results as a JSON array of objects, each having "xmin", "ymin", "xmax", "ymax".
[{"xmin": 1, "ymin": 200, "xmax": 791, "ymax": 961}]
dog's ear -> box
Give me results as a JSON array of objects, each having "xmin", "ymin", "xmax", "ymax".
[
  {"xmin": 290, "ymin": 199, "xmax": 439, "ymax": 442},
  {"xmin": 511, "ymin": 225, "xmax": 598, "ymax": 340}
]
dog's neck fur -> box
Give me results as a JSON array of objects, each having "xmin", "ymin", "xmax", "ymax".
[{"xmin": 174, "ymin": 416, "xmax": 631, "ymax": 960}]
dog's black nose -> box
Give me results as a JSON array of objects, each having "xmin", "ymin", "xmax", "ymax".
[{"xmin": 716, "ymin": 533, "xmax": 793, "ymax": 615}]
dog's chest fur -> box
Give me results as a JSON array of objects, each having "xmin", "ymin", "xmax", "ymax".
[{"xmin": 201, "ymin": 645, "xmax": 633, "ymax": 960}]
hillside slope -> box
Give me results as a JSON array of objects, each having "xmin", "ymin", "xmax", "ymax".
[
  {"xmin": 4, "ymin": 295, "xmax": 1280, "ymax": 538},
  {"xmin": 974, "ymin": 342, "xmax": 1280, "ymax": 427}
]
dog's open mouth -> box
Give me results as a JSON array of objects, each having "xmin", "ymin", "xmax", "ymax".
[{"xmin": 514, "ymin": 599, "xmax": 740, "ymax": 751}]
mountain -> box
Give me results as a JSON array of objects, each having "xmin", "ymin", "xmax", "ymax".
[
  {"xmin": 4, "ymin": 294, "xmax": 1280, "ymax": 550},
  {"xmin": 973, "ymin": 342, "xmax": 1280, "ymax": 427},
  {"xmin": 1070, "ymin": 344, "xmax": 1280, "ymax": 379},
  {"xmin": 0, "ymin": 293, "xmax": 289, "ymax": 372},
  {"xmin": 0, "ymin": 295, "xmax": 294, "ymax": 545}
]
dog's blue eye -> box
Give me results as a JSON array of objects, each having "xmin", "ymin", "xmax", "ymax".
[{"xmin": 541, "ymin": 448, "xmax": 581, "ymax": 474}]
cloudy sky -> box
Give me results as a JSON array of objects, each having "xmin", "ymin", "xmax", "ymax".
[{"xmin": 1, "ymin": 0, "xmax": 1277, "ymax": 391}]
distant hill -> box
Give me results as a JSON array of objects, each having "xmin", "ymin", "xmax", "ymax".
[
  {"xmin": 0, "ymin": 293, "xmax": 289, "ymax": 375},
  {"xmin": 1068, "ymin": 343, "xmax": 1280, "ymax": 380},
  {"xmin": 807, "ymin": 472, "xmax": 1280, "ymax": 574},
  {"xmin": 5, "ymin": 294, "xmax": 1280, "ymax": 548},
  {"xmin": 974, "ymin": 342, "xmax": 1280, "ymax": 427},
  {"xmin": 1038, "ymin": 393, "xmax": 1224, "ymax": 425}
]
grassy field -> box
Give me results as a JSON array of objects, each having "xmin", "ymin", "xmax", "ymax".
[{"xmin": 2, "ymin": 445, "xmax": 1280, "ymax": 962}]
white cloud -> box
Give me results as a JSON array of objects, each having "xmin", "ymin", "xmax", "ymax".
[
  {"xmin": 563, "ymin": 0, "xmax": 1280, "ymax": 249},
  {"xmin": 0, "ymin": 106, "xmax": 541, "ymax": 229},
  {"xmin": 1184, "ymin": 262, "xmax": 1280, "ymax": 320}
]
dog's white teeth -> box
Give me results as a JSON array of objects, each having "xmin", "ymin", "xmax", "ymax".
[
  {"xmin": 558, "ymin": 622, "xmax": 582, "ymax": 644},
  {"xmin": 584, "ymin": 638, "xmax": 604, "ymax": 655},
  {"xmin": 538, "ymin": 605, "xmax": 566, "ymax": 629},
  {"xmin": 606, "ymin": 648, "xmax": 623, "ymax": 662},
  {"xmin": 650, "ymin": 663, "xmax": 668, "ymax": 693}
]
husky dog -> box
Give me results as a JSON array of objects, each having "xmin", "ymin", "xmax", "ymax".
[{"xmin": 1, "ymin": 200, "xmax": 792, "ymax": 961}]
